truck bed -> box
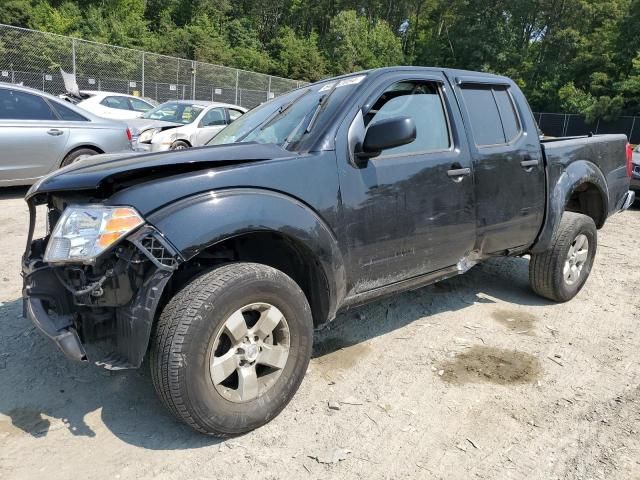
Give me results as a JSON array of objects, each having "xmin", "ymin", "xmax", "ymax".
[{"xmin": 541, "ymin": 134, "xmax": 630, "ymax": 218}]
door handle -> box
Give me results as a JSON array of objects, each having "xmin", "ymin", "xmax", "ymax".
[
  {"xmin": 47, "ymin": 129, "xmax": 64, "ymax": 136},
  {"xmin": 447, "ymin": 167, "xmax": 471, "ymax": 179},
  {"xmin": 520, "ymin": 157, "xmax": 539, "ymax": 170}
]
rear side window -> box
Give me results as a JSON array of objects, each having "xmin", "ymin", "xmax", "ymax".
[
  {"xmin": 228, "ymin": 109, "xmax": 244, "ymax": 122},
  {"xmin": 461, "ymin": 85, "xmax": 521, "ymax": 146},
  {"xmin": 101, "ymin": 96, "xmax": 131, "ymax": 110},
  {"xmin": 50, "ymin": 101, "xmax": 88, "ymax": 121},
  {"xmin": 0, "ymin": 89, "xmax": 56, "ymax": 120},
  {"xmin": 129, "ymin": 97, "xmax": 152, "ymax": 112},
  {"xmin": 493, "ymin": 88, "xmax": 520, "ymax": 142}
]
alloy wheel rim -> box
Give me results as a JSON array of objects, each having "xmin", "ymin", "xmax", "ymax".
[
  {"xmin": 209, "ymin": 303, "xmax": 291, "ymax": 403},
  {"xmin": 563, "ymin": 234, "xmax": 589, "ymax": 285}
]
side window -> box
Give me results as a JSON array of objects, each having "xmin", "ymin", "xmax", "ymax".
[
  {"xmin": 101, "ymin": 96, "xmax": 131, "ymax": 110},
  {"xmin": 460, "ymin": 85, "xmax": 521, "ymax": 146},
  {"xmin": 460, "ymin": 87, "xmax": 504, "ymax": 146},
  {"xmin": 228, "ymin": 109, "xmax": 244, "ymax": 122},
  {"xmin": 201, "ymin": 108, "xmax": 226, "ymax": 127},
  {"xmin": 366, "ymin": 81, "xmax": 450, "ymax": 156},
  {"xmin": 0, "ymin": 89, "xmax": 56, "ymax": 120},
  {"xmin": 129, "ymin": 97, "xmax": 152, "ymax": 112},
  {"xmin": 493, "ymin": 88, "xmax": 520, "ymax": 142},
  {"xmin": 50, "ymin": 101, "xmax": 89, "ymax": 121}
]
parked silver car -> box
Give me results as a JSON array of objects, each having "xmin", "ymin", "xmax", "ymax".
[
  {"xmin": 0, "ymin": 83, "xmax": 133, "ymax": 186},
  {"xmin": 130, "ymin": 100, "xmax": 247, "ymax": 152}
]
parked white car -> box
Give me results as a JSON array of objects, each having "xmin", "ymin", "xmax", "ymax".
[
  {"xmin": 61, "ymin": 91, "xmax": 156, "ymax": 120},
  {"xmin": 131, "ymin": 100, "xmax": 247, "ymax": 151}
]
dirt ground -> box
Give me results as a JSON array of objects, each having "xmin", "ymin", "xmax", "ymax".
[{"xmin": 1, "ymin": 186, "xmax": 639, "ymax": 480}]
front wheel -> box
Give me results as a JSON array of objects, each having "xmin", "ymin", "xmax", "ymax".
[
  {"xmin": 169, "ymin": 140, "xmax": 190, "ymax": 150},
  {"xmin": 150, "ymin": 263, "xmax": 313, "ymax": 436},
  {"xmin": 529, "ymin": 212, "xmax": 597, "ymax": 302}
]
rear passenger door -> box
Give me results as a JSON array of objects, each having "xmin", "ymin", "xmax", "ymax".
[
  {"xmin": 453, "ymin": 77, "xmax": 545, "ymax": 253},
  {"xmin": 0, "ymin": 88, "xmax": 69, "ymax": 183}
]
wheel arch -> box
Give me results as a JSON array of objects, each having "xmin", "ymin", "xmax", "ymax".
[
  {"xmin": 147, "ymin": 188, "xmax": 347, "ymax": 326},
  {"xmin": 172, "ymin": 138, "xmax": 192, "ymax": 148},
  {"xmin": 60, "ymin": 144, "xmax": 104, "ymax": 167},
  {"xmin": 531, "ymin": 159, "xmax": 608, "ymax": 253}
]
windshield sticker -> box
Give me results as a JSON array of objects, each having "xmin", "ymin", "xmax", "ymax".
[{"xmin": 318, "ymin": 75, "xmax": 365, "ymax": 92}]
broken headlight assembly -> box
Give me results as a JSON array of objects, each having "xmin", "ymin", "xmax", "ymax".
[{"xmin": 44, "ymin": 205, "xmax": 144, "ymax": 264}]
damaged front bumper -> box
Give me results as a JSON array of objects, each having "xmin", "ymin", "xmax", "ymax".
[{"xmin": 22, "ymin": 216, "xmax": 182, "ymax": 369}]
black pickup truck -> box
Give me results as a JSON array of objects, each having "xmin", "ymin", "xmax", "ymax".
[{"xmin": 22, "ymin": 67, "xmax": 635, "ymax": 436}]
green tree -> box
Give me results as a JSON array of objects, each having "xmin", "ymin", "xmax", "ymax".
[
  {"xmin": 269, "ymin": 26, "xmax": 326, "ymax": 81},
  {"xmin": 326, "ymin": 10, "xmax": 403, "ymax": 74}
]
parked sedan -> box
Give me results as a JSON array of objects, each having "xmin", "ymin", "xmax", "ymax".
[
  {"xmin": 131, "ymin": 100, "xmax": 246, "ymax": 151},
  {"xmin": 0, "ymin": 83, "xmax": 133, "ymax": 186},
  {"xmin": 60, "ymin": 91, "xmax": 156, "ymax": 120}
]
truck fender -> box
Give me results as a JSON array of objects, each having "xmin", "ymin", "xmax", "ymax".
[
  {"xmin": 147, "ymin": 188, "xmax": 347, "ymax": 320},
  {"xmin": 531, "ymin": 160, "xmax": 608, "ymax": 253}
]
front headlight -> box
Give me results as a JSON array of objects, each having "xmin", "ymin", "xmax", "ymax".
[
  {"xmin": 44, "ymin": 205, "xmax": 144, "ymax": 264},
  {"xmin": 138, "ymin": 128, "xmax": 159, "ymax": 144}
]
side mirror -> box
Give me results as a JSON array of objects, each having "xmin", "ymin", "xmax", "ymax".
[{"xmin": 357, "ymin": 116, "xmax": 416, "ymax": 159}]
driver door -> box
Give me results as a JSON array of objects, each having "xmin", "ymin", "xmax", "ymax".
[
  {"xmin": 337, "ymin": 74, "xmax": 476, "ymax": 294},
  {"xmin": 195, "ymin": 107, "xmax": 227, "ymax": 145}
]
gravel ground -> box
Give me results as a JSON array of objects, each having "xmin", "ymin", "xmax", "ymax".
[{"xmin": 1, "ymin": 186, "xmax": 639, "ymax": 480}]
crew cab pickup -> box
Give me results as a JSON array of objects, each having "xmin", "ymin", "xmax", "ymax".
[{"xmin": 22, "ymin": 67, "xmax": 635, "ymax": 436}]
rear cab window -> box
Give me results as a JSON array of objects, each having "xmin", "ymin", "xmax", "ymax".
[{"xmin": 460, "ymin": 84, "xmax": 521, "ymax": 146}]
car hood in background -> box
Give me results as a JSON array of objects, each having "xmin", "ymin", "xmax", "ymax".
[{"xmin": 26, "ymin": 143, "xmax": 294, "ymax": 198}]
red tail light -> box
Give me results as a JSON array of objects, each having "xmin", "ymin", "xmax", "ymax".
[
  {"xmin": 626, "ymin": 143, "xmax": 633, "ymax": 177},
  {"xmin": 126, "ymin": 127, "xmax": 133, "ymax": 142}
]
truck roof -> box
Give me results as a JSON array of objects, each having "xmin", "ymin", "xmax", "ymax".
[{"xmin": 308, "ymin": 66, "xmax": 510, "ymax": 87}]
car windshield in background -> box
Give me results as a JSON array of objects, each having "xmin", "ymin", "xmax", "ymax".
[
  {"xmin": 142, "ymin": 102, "xmax": 204, "ymax": 124},
  {"xmin": 208, "ymin": 74, "xmax": 367, "ymax": 150}
]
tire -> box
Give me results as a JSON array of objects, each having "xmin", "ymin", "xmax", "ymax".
[
  {"xmin": 170, "ymin": 140, "xmax": 190, "ymax": 150},
  {"xmin": 529, "ymin": 212, "xmax": 597, "ymax": 302},
  {"xmin": 150, "ymin": 262, "xmax": 313, "ymax": 436},
  {"xmin": 61, "ymin": 148, "xmax": 99, "ymax": 167}
]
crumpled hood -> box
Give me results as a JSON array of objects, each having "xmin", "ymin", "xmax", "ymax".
[
  {"xmin": 126, "ymin": 118, "xmax": 183, "ymax": 134},
  {"xmin": 27, "ymin": 143, "xmax": 294, "ymax": 199}
]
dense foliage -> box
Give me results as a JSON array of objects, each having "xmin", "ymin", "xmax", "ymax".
[{"xmin": 1, "ymin": 0, "xmax": 639, "ymax": 117}]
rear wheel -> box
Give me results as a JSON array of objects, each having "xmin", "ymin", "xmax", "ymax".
[
  {"xmin": 150, "ymin": 263, "xmax": 313, "ymax": 436},
  {"xmin": 61, "ymin": 148, "xmax": 99, "ymax": 167},
  {"xmin": 529, "ymin": 212, "xmax": 597, "ymax": 302}
]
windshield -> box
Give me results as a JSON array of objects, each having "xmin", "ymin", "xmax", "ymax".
[
  {"xmin": 142, "ymin": 102, "xmax": 204, "ymax": 124},
  {"xmin": 208, "ymin": 74, "xmax": 367, "ymax": 150}
]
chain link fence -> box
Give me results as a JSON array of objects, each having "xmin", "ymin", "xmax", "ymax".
[
  {"xmin": 0, "ymin": 23, "xmax": 303, "ymax": 109},
  {"xmin": 535, "ymin": 112, "xmax": 640, "ymax": 144}
]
